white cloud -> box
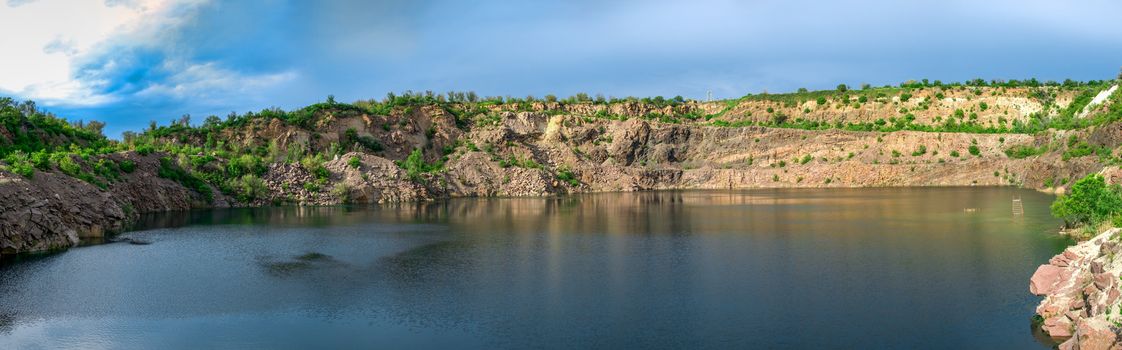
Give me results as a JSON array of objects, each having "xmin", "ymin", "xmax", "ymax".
[
  {"xmin": 132, "ymin": 61, "xmax": 298, "ymax": 103},
  {"xmin": 0, "ymin": 0, "xmax": 169, "ymax": 104}
]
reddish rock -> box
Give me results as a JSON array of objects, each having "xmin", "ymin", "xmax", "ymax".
[
  {"xmin": 1073, "ymin": 300, "xmax": 1087, "ymax": 309},
  {"xmin": 1032, "ymin": 265, "xmax": 1066, "ymax": 295},
  {"xmin": 1045, "ymin": 316, "xmax": 1074, "ymax": 338},
  {"xmin": 1059, "ymin": 338, "xmax": 1076, "ymax": 350},
  {"xmin": 1065, "ymin": 249, "xmax": 1082, "ymax": 261},
  {"xmin": 1067, "ymin": 309, "xmax": 1086, "ymax": 321},
  {"xmin": 1085, "ymin": 284, "xmax": 1101, "ymax": 297},
  {"xmin": 1095, "ymin": 273, "xmax": 1115, "ymax": 290},
  {"xmin": 1076, "ymin": 318, "xmax": 1118, "ymax": 350}
]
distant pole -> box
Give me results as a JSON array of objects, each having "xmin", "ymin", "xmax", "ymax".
[{"xmin": 707, "ymin": 90, "xmax": 712, "ymax": 102}]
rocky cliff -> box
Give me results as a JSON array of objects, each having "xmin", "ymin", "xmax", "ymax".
[
  {"xmin": 1031, "ymin": 228, "xmax": 1122, "ymax": 350},
  {"xmin": 2, "ymin": 85, "xmax": 1120, "ymax": 258},
  {"xmin": 0, "ymin": 153, "xmax": 229, "ymax": 256}
]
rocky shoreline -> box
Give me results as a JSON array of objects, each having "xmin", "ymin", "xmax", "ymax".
[
  {"xmin": 8, "ymin": 107, "xmax": 1113, "ymax": 258},
  {"xmin": 1031, "ymin": 228, "xmax": 1122, "ymax": 349}
]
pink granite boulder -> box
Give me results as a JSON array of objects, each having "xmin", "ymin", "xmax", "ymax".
[{"xmin": 1031, "ymin": 264, "xmax": 1066, "ymax": 295}]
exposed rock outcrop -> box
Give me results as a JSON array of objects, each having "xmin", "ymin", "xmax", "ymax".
[
  {"xmin": 0, "ymin": 153, "xmax": 225, "ymax": 257},
  {"xmin": 3, "ymin": 92, "xmax": 1120, "ymax": 258},
  {"xmin": 1032, "ymin": 228, "xmax": 1122, "ymax": 349}
]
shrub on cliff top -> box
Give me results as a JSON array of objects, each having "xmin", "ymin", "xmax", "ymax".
[
  {"xmin": 1051, "ymin": 174, "xmax": 1122, "ymax": 227},
  {"xmin": 2, "ymin": 151, "xmax": 34, "ymax": 178}
]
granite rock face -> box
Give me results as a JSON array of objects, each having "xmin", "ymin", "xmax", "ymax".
[{"xmin": 1032, "ymin": 228, "xmax": 1122, "ymax": 349}]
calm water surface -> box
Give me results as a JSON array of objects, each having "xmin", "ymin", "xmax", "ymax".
[{"xmin": 0, "ymin": 187, "xmax": 1071, "ymax": 349}]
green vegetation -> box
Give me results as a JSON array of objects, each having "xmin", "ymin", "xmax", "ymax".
[
  {"xmin": 0, "ymin": 78, "xmax": 1119, "ymax": 206},
  {"xmin": 1004, "ymin": 144, "xmax": 1046, "ymax": 159},
  {"xmin": 911, "ymin": 145, "xmax": 927, "ymax": 157},
  {"xmin": 344, "ymin": 128, "xmax": 383, "ymax": 152},
  {"xmin": 498, "ymin": 154, "xmax": 542, "ymax": 169},
  {"xmin": 968, "ymin": 145, "xmax": 981, "ymax": 156},
  {"xmin": 1051, "ymin": 174, "xmax": 1122, "ymax": 228},
  {"xmin": 396, "ymin": 149, "xmax": 442, "ymax": 180},
  {"xmin": 556, "ymin": 167, "xmax": 579, "ymax": 186},
  {"xmin": 158, "ymin": 157, "xmax": 213, "ymax": 202}
]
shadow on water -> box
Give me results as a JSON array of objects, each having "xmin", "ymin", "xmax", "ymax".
[
  {"xmin": 0, "ymin": 312, "xmax": 14, "ymax": 335},
  {"xmin": 258, "ymin": 252, "xmax": 341, "ymax": 277}
]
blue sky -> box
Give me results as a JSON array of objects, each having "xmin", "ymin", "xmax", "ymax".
[{"xmin": 2, "ymin": 0, "xmax": 1121, "ymax": 137}]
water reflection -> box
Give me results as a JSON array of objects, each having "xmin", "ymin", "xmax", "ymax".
[{"xmin": 0, "ymin": 188, "xmax": 1071, "ymax": 349}]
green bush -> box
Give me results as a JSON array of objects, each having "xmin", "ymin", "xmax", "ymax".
[
  {"xmin": 1051, "ymin": 174, "xmax": 1122, "ymax": 227},
  {"xmin": 397, "ymin": 148, "xmax": 442, "ymax": 180},
  {"xmin": 556, "ymin": 168, "xmax": 579, "ymax": 186},
  {"xmin": 1062, "ymin": 138, "xmax": 1096, "ymax": 160},
  {"xmin": 348, "ymin": 156, "xmax": 361, "ymax": 169},
  {"xmin": 1004, "ymin": 145, "xmax": 1045, "ymax": 159},
  {"xmin": 331, "ymin": 183, "xmax": 351, "ymax": 203},
  {"xmin": 344, "ymin": 128, "xmax": 383, "ymax": 152},
  {"xmin": 911, "ymin": 145, "xmax": 927, "ymax": 156},
  {"xmin": 119, "ymin": 159, "xmax": 136, "ymax": 173},
  {"xmin": 498, "ymin": 154, "xmax": 542, "ymax": 169},
  {"xmin": 968, "ymin": 145, "xmax": 981, "ymax": 156},
  {"xmin": 312, "ymin": 165, "xmax": 330, "ymax": 180},
  {"xmin": 237, "ymin": 174, "xmax": 267, "ymax": 201},
  {"xmin": 2, "ymin": 151, "xmax": 35, "ymax": 178},
  {"xmin": 158, "ymin": 157, "xmax": 213, "ymax": 202},
  {"xmin": 303, "ymin": 182, "xmax": 320, "ymax": 192},
  {"xmin": 772, "ymin": 113, "xmax": 788, "ymax": 125}
]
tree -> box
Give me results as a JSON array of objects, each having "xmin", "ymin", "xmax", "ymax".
[
  {"xmin": 1051, "ymin": 174, "xmax": 1122, "ymax": 227},
  {"xmin": 84, "ymin": 120, "xmax": 105, "ymax": 136},
  {"xmin": 203, "ymin": 115, "xmax": 222, "ymax": 129},
  {"xmin": 772, "ymin": 113, "xmax": 788, "ymax": 125},
  {"xmin": 836, "ymin": 84, "xmax": 848, "ymax": 92}
]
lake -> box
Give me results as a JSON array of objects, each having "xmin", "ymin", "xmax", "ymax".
[{"xmin": 0, "ymin": 187, "xmax": 1071, "ymax": 349}]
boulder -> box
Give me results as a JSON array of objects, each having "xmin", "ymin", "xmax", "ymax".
[
  {"xmin": 1044, "ymin": 316, "xmax": 1074, "ymax": 338},
  {"xmin": 1031, "ymin": 264, "xmax": 1066, "ymax": 295},
  {"xmin": 1076, "ymin": 318, "xmax": 1118, "ymax": 350}
]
